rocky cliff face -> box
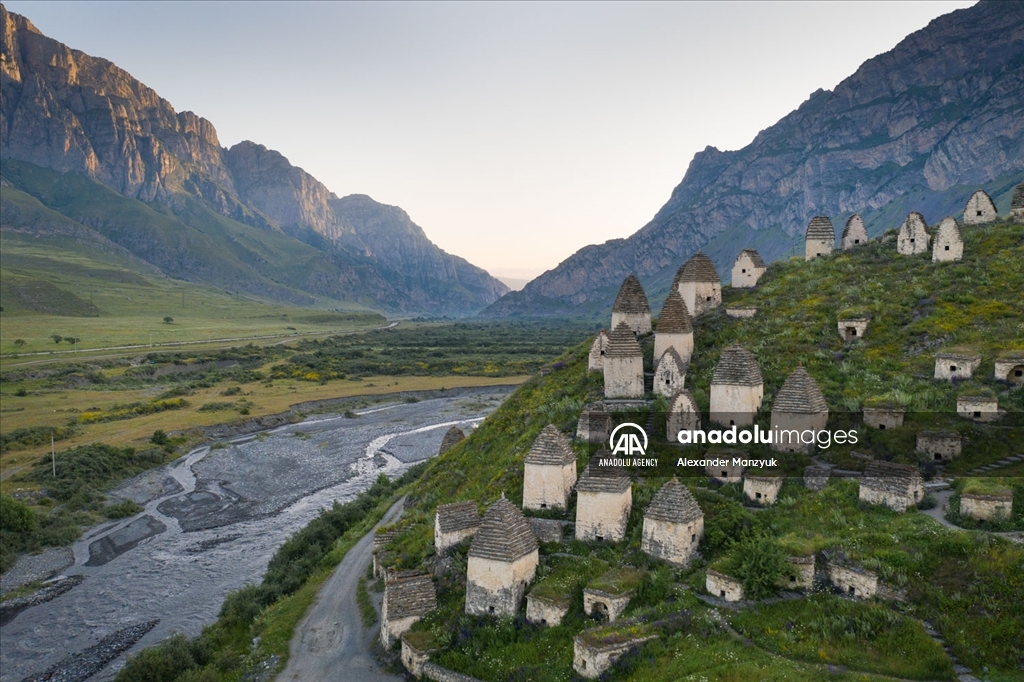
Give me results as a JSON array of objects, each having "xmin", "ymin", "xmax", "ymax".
[
  {"xmin": 0, "ymin": 4, "xmax": 507, "ymax": 313},
  {"xmin": 486, "ymin": 0, "xmax": 1024, "ymax": 317}
]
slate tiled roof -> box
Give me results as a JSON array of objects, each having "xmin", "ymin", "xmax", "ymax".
[
  {"xmin": 669, "ymin": 390, "xmax": 699, "ymax": 413},
  {"xmin": 806, "ymin": 216, "xmax": 835, "ymax": 241},
  {"xmin": 711, "ymin": 344, "xmax": 762, "ymax": 386},
  {"xmin": 935, "ymin": 351, "xmax": 980, "ymax": 361},
  {"xmin": 773, "ymin": 367, "xmax": 828, "ymax": 414},
  {"xmin": 863, "ymin": 460, "xmax": 922, "ymax": 489},
  {"xmin": 657, "ymin": 348, "xmax": 687, "ymax": 376},
  {"xmin": 374, "ymin": 527, "xmax": 399, "ymax": 551},
  {"xmin": 738, "ymin": 249, "xmax": 766, "ymax": 268},
  {"xmin": 842, "ymin": 214, "xmax": 866, "ymax": 238},
  {"xmin": 468, "ymin": 496, "xmax": 538, "ymax": 562},
  {"xmin": 525, "ymin": 425, "xmax": 576, "ymax": 466},
  {"xmin": 803, "ymin": 465, "xmax": 832, "ymax": 479},
  {"xmin": 934, "ymin": 217, "xmax": 962, "ymax": 241},
  {"xmin": 918, "ymin": 430, "xmax": 960, "ymax": 440},
  {"xmin": 385, "ymin": 572, "xmax": 437, "ymax": 619},
  {"xmin": 612, "ymin": 274, "xmax": 650, "ymax": 314},
  {"xmin": 606, "ymin": 322, "xmax": 643, "ymax": 358},
  {"xmin": 657, "ymin": 288, "xmax": 693, "ymax": 333},
  {"xmin": 439, "ymin": 426, "xmax": 465, "ymax": 454},
  {"xmin": 968, "ymin": 189, "xmax": 995, "ymax": 208},
  {"xmin": 900, "ymin": 211, "xmax": 928, "ymax": 234},
  {"xmin": 645, "ymin": 478, "xmax": 702, "ymax": 524},
  {"xmin": 576, "ymin": 459, "xmax": 631, "ymax": 494},
  {"xmin": 436, "ymin": 501, "xmax": 480, "ymax": 534},
  {"xmin": 1013, "ymin": 184, "xmax": 1024, "ymax": 209},
  {"xmin": 673, "ymin": 252, "xmax": 720, "ymax": 285}
]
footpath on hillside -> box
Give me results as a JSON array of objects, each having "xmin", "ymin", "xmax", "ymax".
[{"xmin": 277, "ymin": 496, "xmax": 407, "ymax": 682}]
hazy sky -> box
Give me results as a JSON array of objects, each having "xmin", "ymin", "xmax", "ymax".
[{"xmin": 7, "ymin": 1, "xmax": 973, "ymax": 279}]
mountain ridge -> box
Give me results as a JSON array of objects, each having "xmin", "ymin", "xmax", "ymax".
[
  {"xmin": 484, "ymin": 0, "xmax": 1024, "ymax": 318},
  {"xmin": 0, "ymin": 4, "xmax": 507, "ymax": 314}
]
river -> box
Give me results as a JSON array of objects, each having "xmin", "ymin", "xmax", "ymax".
[{"xmin": 0, "ymin": 386, "xmax": 513, "ymax": 681}]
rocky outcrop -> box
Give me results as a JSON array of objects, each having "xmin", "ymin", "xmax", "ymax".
[
  {"xmin": 331, "ymin": 194, "xmax": 508, "ymax": 304},
  {"xmin": 485, "ymin": 0, "xmax": 1024, "ymax": 317},
  {"xmin": 0, "ymin": 4, "xmax": 507, "ymax": 314}
]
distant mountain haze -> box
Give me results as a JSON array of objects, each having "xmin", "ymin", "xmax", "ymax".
[
  {"xmin": 0, "ymin": 4, "xmax": 507, "ymax": 314},
  {"xmin": 484, "ymin": 0, "xmax": 1024, "ymax": 318}
]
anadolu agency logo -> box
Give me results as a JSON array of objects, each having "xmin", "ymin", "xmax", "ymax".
[{"xmin": 609, "ymin": 422, "xmax": 648, "ymax": 456}]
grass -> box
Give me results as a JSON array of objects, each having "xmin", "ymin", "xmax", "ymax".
[
  {"xmin": 373, "ymin": 332, "xmax": 1023, "ymax": 678},
  {"xmin": 1, "ymin": 159, "xmax": 383, "ymax": 313},
  {"xmin": 356, "ymin": 576, "xmax": 376, "ymax": 627},
  {"xmin": 588, "ymin": 566, "xmax": 646, "ymax": 595},
  {"xmin": 962, "ymin": 477, "xmax": 1013, "ymax": 496},
  {"xmin": 530, "ymin": 556, "xmax": 607, "ymax": 607},
  {"xmin": 731, "ymin": 594, "xmax": 954, "ymax": 680},
  {"xmin": 0, "ymin": 229, "xmax": 384, "ymax": 357},
  {"xmin": 0, "ymin": 373, "xmax": 528, "ymax": 490}
]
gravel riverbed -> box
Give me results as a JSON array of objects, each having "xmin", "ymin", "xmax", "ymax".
[{"xmin": 0, "ymin": 386, "xmax": 513, "ymax": 682}]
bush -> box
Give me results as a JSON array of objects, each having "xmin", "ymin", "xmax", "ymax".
[
  {"xmin": 115, "ymin": 632, "xmax": 210, "ymax": 682},
  {"xmin": 104, "ymin": 500, "xmax": 143, "ymax": 519},
  {"xmin": 1, "ymin": 424, "xmax": 78, "ymax": 452},
  {"xmin": 0, "ymin": 494, "xmax": 36, "ymax": 533},
  {"xmin": 218, "ymin": 584, "xmax": 263, "ymax": 629},
  {"xmin": 30, "ymin": 444, "xmax": 165, "ymax": 502},
  {"xmin": 719, "ymin": 534, "xmax": 789, "ymax": 600},
  {"xmin": 151, "ymin": 430, "xmax": 169, "ymax": 446}
]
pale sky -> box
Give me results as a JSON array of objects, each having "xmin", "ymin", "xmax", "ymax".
[{"xmin": 7, "ymin": 1, "xmax": 974, "ymax": 279}]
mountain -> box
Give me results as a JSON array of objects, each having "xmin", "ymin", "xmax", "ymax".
[
  {"xmin": 0, "ymin": 4, "xmax": 507, "ymax": 314},
  {"xmin": 484, "ymin": 0, "xmax": 1024, "ymax": 318}
]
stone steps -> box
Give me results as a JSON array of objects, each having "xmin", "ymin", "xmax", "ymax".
[{"xmin": 964, "ymin": 453, "xmax": 1024, "ymax": 475}]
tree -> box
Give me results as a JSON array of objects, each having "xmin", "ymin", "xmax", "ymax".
[
  {"xmin": 150, "ymin": 430, "xmax": 169, "ymax": 446},
  {"xmin": 64, "ymin": 337, "xmax": 80, "ymax": 345},
  {"xmin": 163, "ymin": 317, "xmax": 174, "ymax": 324},
  {"xmin": 13, "ymin": 339, "xmax": 26, "ymax": 347},
  {"xmin": 51, "ymin": 334, "xmax": 63, "ymax": 344}
]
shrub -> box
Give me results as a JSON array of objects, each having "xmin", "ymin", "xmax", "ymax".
[
  {"xmin": 103, "ymin": 500, "xmax": 143, "ymax": 519},
  {"xmin": 719, "ymin": 534, "xmax": 789, "ymax": 600},
  {"xmin": 218, "ymin": 584, "xmax": 263, "ymax": 629},
  {"xmin": 115, "ymin": 632, "xmax": 210, "ymax": 682},
  {"xmin": 0, "ymin": 494, "xmax": 36, "ymax": 533},
  {"xmin": 30, "ymin": 444, "xmax": 164, "ymax": 502}
]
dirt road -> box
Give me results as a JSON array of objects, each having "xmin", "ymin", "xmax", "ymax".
[{"xmin": 277, "ymin": 497, "xmax": 407, "ymax": 682}]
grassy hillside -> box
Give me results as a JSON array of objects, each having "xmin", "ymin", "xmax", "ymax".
[
  {"xmin": 1, "ymin": 159, "xmax": 508, "ymax": 315},
  {"xmin": 0, "ymin": 235, "xmax": 382, "ymax": 355},
  {"xmin": 0, "ymin": 161, "xmax": 347, "ymax": 306},
  {"xmin": 131, "ymin": 334, "xmax": 1020, "ymax": 680},
  {"xmin": 375, "ymin": 341, "xmax": 1022, "ymax": 681},
  {"xmin": 368, "ymin": 222, "xmax": 1022, "ymax": 680}
]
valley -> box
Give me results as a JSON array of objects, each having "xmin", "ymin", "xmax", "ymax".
[{"xmin": 0, "ymin": 387, "xmax": 513, "ymax": 681}]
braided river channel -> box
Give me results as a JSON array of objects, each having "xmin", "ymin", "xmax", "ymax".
[{"xmin": 0, "ymin": 386, "xmax": 513, "ymax": 682}]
